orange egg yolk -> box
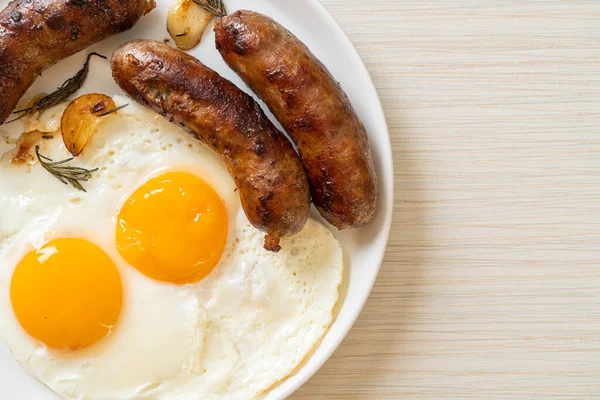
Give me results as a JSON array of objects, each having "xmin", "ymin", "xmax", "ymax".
[
  {"xmin": 10, "ymin": 238, "xmax": 122, "ymax": 351},
  {"xmin": 116, "ymin": 172, "xmax": 228, "ymax": 284}
]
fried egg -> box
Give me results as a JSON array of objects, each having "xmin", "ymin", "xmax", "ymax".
[{"xmin": 0, "ymin": 96, "xmax": 343, "ymax": 399}]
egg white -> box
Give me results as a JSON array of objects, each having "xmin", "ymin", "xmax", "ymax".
[{"xmin": 0, "ymin": 96, "xmax": 343, "ymax": 400}]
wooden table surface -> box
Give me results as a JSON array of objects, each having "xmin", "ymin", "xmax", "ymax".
[{"xmin": 291, "ymin": 1, "xmax": 600, "ymax": 399}]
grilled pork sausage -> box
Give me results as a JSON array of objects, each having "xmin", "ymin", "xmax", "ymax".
[
  {"xmin": 0, "ymin": 0, "xmax": 155, "ymax": 124},
  {"xmin": 111, "ymin": 40, "xmax": 310, "ymax": 252},
  {"xmin": 215, "ymin": 10, "xmax": 378, "ymax": 230}
]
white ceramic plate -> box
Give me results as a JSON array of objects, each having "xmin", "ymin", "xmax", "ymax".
[{"xmin": 0, "ymin": 0, "xmax": 393, "ymax": 398}]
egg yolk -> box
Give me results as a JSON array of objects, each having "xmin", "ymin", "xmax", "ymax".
[
  {"xmin": 10, "ymin": 238, "xmax": 122, "ymax": 351},
  {"xmin": 116, "ymin": 172, "xmax": 228, "ymax": 284}
]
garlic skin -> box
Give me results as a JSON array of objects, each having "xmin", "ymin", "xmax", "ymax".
[{"xmin": 167, "ymin": 0, "xmax": 213, "ymax": 51}]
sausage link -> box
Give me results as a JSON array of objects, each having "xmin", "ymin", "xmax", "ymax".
[
  {"xmin": 0, "ymin": 0, "xmax": 155, "ymax": 124},
  {"xmin": 215, "ymin": 10, "xmax": 378, "ymax": 230},
  {"xmin": 111, "ymin": 40, "xmax": 311, "ymax": 252}
]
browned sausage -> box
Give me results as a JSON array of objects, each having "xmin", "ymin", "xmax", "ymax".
[
  {"xmin": 0, "ymin": 0, "xmax": 156, "ymax": 124},
  {"xmin": 111, "ymin": 40, "xmax": 310, "ymax": 252},
  {"xmin": 215, "ymin": 10, "xmax": 378, "ymax": 230}
]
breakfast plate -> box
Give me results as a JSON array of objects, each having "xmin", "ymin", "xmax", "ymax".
[{"xmin": 0, "ymin": 0, "xmax": 393, "ymax": 398}]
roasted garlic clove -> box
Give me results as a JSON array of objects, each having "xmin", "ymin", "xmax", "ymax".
[
  {"xmin": 167, "ymin": 0, "xmax": 213, "ymax": 50},
  {"xmin": 61, "ymin": 93, "xmax": 117, "ymax": 157}
]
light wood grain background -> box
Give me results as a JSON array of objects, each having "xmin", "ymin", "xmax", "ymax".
[{"xmin": 291, "ymin": 1, "xmax": 600, "ymax": 399}]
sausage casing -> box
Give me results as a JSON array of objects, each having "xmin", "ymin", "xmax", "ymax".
[
  {"xmin": 215, "ymin": 10, "xmax": 378, "ymax": 230},
  {"xmin": 0, "ymin": 0, "xmax": 155, "ymax": 124},
  {"xmin": 111, "ymin": 40, "xmax": 311, "ymax": 251}
]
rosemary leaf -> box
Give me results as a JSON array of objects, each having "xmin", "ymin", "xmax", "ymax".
[
  {"xmin": 97, "ymin": 103, "xmax": 129, "ymax": 117},
  {"xmin": 35, "ymin": 146, "xmax": 99, "ymax": 193},
  {"xmin": 8, "ymin": 52, "xmax": 107, "ymax": 123},
  {"xmin": 192, "ymin": 0, "xmax": 227, "ymax": 18}
]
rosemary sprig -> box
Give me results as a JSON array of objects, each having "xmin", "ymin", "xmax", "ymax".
[
  {"xmin": 97, "ymin": 103, "xmax": 129, "ymax": 117},
  {"xmin": 8, "ymin": 52, "xmax": 106, "ymax": 123},
  {"xmin": 192, "ymin": 0, "xmax": 227, "ymax": 18},
  {"xmin": 35, "ymin": 146, "xmax": 98, "ymax": 192}
]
